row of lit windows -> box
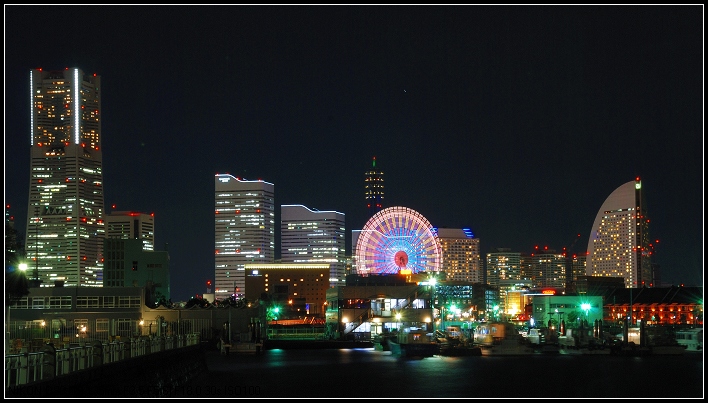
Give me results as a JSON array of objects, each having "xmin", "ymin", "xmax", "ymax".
[{"xmin": 10, "ymin": 295, "xmax": 140, "ymax": 309}]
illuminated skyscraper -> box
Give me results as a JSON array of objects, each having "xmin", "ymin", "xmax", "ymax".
[
  {"xmin": 587, "ymin": 177, "xmax": 651, "ymax": 287},
  {"xmin": 526, "ymin": 247, "xmax": 566, "ymax": 288},
  {"xmin": 485, "ymin": 248, "xmax": 522, "ymax": 288},
  {"xmin": 364, "ymin": 156, "xmax": 384, "ymax": 218},
  {"xmin": 25, "ymin": 67, "xmax": 105, "ymax": 287},
  {"xmin": 281, "ymin": 204, "xmax": 346, "ymax": 287},
  {"xmin": 104, "ymin": 211, "xmax": 155, "ymax": 251},
  {"xmin": 435, "ymin": 228, "xmax": 482, "ymax": 283},
  {"xmin": 214, "ymin": 174, "xmax": 275, "ymax": 298}
]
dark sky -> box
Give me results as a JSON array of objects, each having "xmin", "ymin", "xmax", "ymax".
[{"xmin": 4, "ymin": 5, "xmax": 704, "ymax": 301}]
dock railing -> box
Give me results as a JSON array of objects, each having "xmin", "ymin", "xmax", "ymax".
[{"xmin": 5, "ymin": 333, "xmax": 201, "ymax": 389}]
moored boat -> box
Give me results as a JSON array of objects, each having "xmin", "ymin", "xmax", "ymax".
[
  {"xmin": 387, "ymin": 329, "xmax": 438, "ymax": 358},
  {"xmin": 373, "ymin": 333, "xmax": 392, "ymax": 351},
  {"xmin": 474, "ymin": 322, "xmax": 535, "ymax": 356},
  {"xmin": 438, "ymin": 339, "xmax": 482, "ymax": 356},
  {"xmin": 675, "ymin": 328, "xmax": 703, "ymax": 352},
  {"xmin": 559, "ymin": 346, "xmax": 610, "ymax": 355}
]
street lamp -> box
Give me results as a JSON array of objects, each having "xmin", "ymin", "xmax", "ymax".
[
  {"xmin": 581, "ymin": 303, "xmax": 591, "ymax": 326},
  {"xmin": 342, "ymin": 316, "xmax": 349, "ymax": 340}
]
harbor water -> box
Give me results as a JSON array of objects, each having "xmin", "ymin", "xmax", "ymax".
[{"xmin": 171, "ymin": 347, "xmax": 704, "ymax": 398}]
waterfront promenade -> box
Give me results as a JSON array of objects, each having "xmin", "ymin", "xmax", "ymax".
[{"xmin": 171, "ymin": 345, "xmax": 704, "ymax": 398}]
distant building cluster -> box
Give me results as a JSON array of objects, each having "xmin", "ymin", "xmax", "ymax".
[
  {"xmin": 10, "ymin": 67, "xmax": 657, "ymax": 314},
  {"xmin": 5, "ymin": 68, "xmax": 700, "ymax": 355}
]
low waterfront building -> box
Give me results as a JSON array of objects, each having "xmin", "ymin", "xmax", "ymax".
[
  {"xmin": 6, "ymin": 285, "xmax": 264, "ymax": 353},
  {"xmin": 325, "ymin": 273, "xmax": 434, "ymax": 340},
  {"xmin": 244, "ymin": 263, "xmax": 331, "ymax": 317}
]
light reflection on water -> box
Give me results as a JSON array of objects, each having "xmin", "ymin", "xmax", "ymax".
[{"xmin": 180, "ymin": 348, "xmax": 703, "ymax": 398}]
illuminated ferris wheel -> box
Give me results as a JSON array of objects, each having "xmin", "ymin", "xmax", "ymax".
[{"xmin": 355, "ymin": 206, "xmax": 442, "ymax": 275}]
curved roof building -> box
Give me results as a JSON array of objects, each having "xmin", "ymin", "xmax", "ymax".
[{"xmin": 586, "ymin": 178, "xmax": 651, "ymax": 287}]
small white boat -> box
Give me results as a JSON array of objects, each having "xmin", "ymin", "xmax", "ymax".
[{"xmin": 675, "ymin": 328, "xmax": 703, "ymax": 352}]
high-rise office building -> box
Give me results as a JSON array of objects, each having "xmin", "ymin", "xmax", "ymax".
[
  {"xmin": 587, "ymin": 177, "xmax": 651, "ymax": 287},
  {"xmin": 5, "ymin": 205, "xmax": 22, "ymax": 271},
  {"xmin": 214, "ymin": 174, "xmax": 275, "ymax": 298},
  {"xmin": 486, "ymin": 248, "xmax": 522, "ymax": 289},
  {"xmin": 104, "ymin": 211, "xmax": 155, "ymax": 251},
  {"xmin": 525, "ymin": 247, "xmax": 566, "ymax": 288},
  {"xmin": 281, "ymin": 204, "xmax": 346, "ymax": 287},
  {"xmin": 364, "ymin": 156, "xmax": 384, "ymax": 218},
  {"xmin": 435, "ymin": 228, "xmax": 482, "ymax": 283},
  {"xmin": 565, "ymin": 253, "xmax": 587, "ymax": 292},
  {"xmin": 25, "ymin": 67, "xmax": 105, "ymax": 287}
]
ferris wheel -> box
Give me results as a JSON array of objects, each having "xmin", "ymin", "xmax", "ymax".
[{"xmin": 355, "ymin": 206, "xmax": 442, "ymax": 275}]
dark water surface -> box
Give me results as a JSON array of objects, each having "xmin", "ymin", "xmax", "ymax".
[{"xmin": 173, "ymin": 348, "xmax": 704, "ymax": 398}]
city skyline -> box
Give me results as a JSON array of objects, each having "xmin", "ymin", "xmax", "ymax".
[{"xmin": 4, "ymin": 5, "xmax": 703, "ymax": 300}]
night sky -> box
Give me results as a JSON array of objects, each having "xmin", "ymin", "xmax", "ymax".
[{"xmin": 4, "ymin": 6, "xmax": 703, "ymax": 301}]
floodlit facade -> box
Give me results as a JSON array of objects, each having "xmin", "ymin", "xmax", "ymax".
[
  {"xmin": 435, "ymin": 228, "xmax": 482, "ymax": 283},
  {"xmin": 104, "ymin": 211, "xmax": 155, "ymax": 251},
  {"xmin": 214, "ymin": 174, "xmax": 275, "ymax": 299},
  {"xmin": 25, "ymin": 67, "xmax": 105, "ymax": 287},
  {"xmin": 364, "ymin": 156, "xmax": 384, "ymax": 218},
  {"xmin": 281, "ymin": 204, "xmax": 345, "ymax": 287},
  {"xmin": 244, "ymin": 263, "xmax": 331, "ymax": 316},
  {"xmin": 587, "ymin": 178, "xmax": 651, "ymax": 287}
]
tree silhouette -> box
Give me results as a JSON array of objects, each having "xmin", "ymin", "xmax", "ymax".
[{"xmin": 5, "ymin": 221, "xmax": 29, "ymax": 305}]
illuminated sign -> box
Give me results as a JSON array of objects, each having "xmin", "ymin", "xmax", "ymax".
[{"xmin": 541, "ymin": 290, "xmax": 555, "ymax": 295}]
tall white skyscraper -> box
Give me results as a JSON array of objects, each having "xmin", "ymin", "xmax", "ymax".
[
  {"xmin": 587, "ymin": 177, "xmax": 651, "ymax": 287},
  {"xmin": 25, "ymin": 67, "xmax": 105, "ymax": 287},
  {"xmin": 214, "ymin": 174, "xmax": 274, "ymax": 298},
  {"xmin": 104, "ymin": 211, "xmax": 155, "ymax": 251},
  {"xmin": 281, "ymin": 204, "xmax": 346, "ymax": 287}
]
